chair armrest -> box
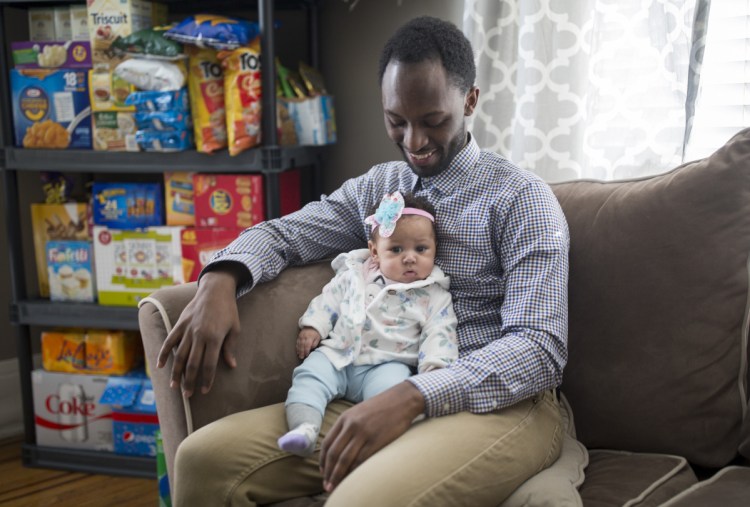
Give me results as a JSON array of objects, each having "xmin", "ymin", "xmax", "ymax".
[{"xmin": 138, "ymin": 260, "xmax": 334, "ymax": 482}]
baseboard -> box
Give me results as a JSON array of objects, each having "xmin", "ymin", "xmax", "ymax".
[{"xmin": 0, "ymin": 355, "xmax": 41, "ymax": 440}]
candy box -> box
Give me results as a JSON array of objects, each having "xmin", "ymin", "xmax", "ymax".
[
  {"xmin": 180, "ymin": 227, "xmax": 238, "ymax": 282},
  {"xmin": 31, "ymin": 203, "xmax": 90, "ymax": 298},
  {"xmin": 46, "ymin": 240, "xmax": 96, "ymax": 303},
  {"xmin": 93, "ymin": 225, "xmax": 184, "ymax": 306},
  {"xmin": 12, "ymin": 41, "xmax": 93, "ymax": 69},
  {"xmin": 31, "ymin": 369, "xmax": 114, "ymax": 451},
  {"xmin": 99, "ymin": 375, "xmax": 159, "ymax": 456},
  {"xmin": 10, "ymin": 68, "xmax": 92, "ymax": 149},
  {"xmin": 193, "ymin": 174, "xmax": 265, "ymax": 229},
  {"xmin": 164, "ymin": 172, "xmax": 195, "ymax": 226},
  {"xmin": 92, "ymin": 182, "xmax": 164, "ymax": 228}
]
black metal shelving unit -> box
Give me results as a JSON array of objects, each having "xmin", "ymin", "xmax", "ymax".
[{"xmin": 1, "ymin": 0, "xmax": 324, "ymax": 477}]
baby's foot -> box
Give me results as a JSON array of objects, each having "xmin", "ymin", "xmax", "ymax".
[{"xmin": 278, "ymin": 422, "xmax": 319, "ymax": 457}]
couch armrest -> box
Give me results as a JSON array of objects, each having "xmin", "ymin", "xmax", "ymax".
[{"xmin": 138, "ymin": 260, "xmax": 334, "ymax": 482}]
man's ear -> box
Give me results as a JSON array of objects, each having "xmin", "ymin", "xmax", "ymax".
[
  {"xmin": 368, "ymin": 240, "xmax": 379, "ymax": 261},
  {"xmin": 464, "ymin": 86, "xmax": 479, "ymax": 116}
]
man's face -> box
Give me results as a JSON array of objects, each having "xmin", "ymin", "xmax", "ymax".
[
  {"xmin": 381, "ymin": 59, "xmax": 478, "ymax": 178},
  {"xmin": 368, "ymin": 215, "xmax": 436, "ymax": 283}
]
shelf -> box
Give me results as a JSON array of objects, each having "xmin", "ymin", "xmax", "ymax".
[
  {"xmin": 14, "ymin": 300, "xmax": 140, "ymax": 330},
  {"xmin": 4, "ymin": 145, "xmax": 323, "ymax": 174},
  {"xmin": 23, "ymin": 444, "xmax": 156, "ymax": 479}
]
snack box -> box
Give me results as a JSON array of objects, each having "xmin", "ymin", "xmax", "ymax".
[
  {"xmin": 10, "ymin": 68, "xmax": 92, "ymax": 149},
  {"xmin": 99, "ymin": 374, "xmax": 158, "ymax": 457},
  {"xmin": 164, "ymin": 172, "xmax": 195, "ymax": 226},
  {"xmin": 46, "ymin": 240, "xmax": 96, "ymax": 303},
  {"xmin": 89, "ymin": 69, "xmax": 136, "ymax": 112},
  {"xmin": 156, "ymin": 430, "xmax": 171, "ymax": 507},
  {"xmin": 87, "ymin": 0, "xmax": 168, "ymax": 69},
  {"xmin": 70, "ymin": 5, "xmax": 89, "ymax": 41},
  {"xmin": 93, "ymin": 225, "xmax": 183, "ymax": 306},
  {"xmin": 92, "ymin": 111, "xmax": 138, "ymax": 151},
  {"xmin": 12, "ymin": 41, "xmax": 92, "ymax": 69},
  {"xmin": 41, "ymin": 329, "xmax": 87, "ymax": 373},
  {"xmin": 31, "ymin": 203, "xmax": 91, "ymax": 298},
  {"xmin": 92, "ymin": 182, "xmax": 164, "ymax": 228},
  {"xmin": 282, "ymin": 95, "xmax": 337, "ymax": 146},
  {"xmin": 193, "ymin": 174, "xmax": 265, "ymax": 229},
  {"xmin": 31, "ymin": 369, "xmax": 114, "ymax": 451},
  {"xmin": 180, "ymin": 227, "xmax": 238, "ymax": 282},
  {"xmin": 54, "ymin": 6, "xmax": 72, "ymax": 41},
  {"xmin": 28, "ymin": 7, "xmax": 56, "ymax": 41}
]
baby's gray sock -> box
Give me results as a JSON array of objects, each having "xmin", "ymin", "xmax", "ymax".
[{"xmin": 278, "ymin": 403, "xmax": 323, "ymax": 457}]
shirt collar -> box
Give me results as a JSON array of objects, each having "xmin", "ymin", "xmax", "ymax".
[{"xmin": 410, "ymin": 133, "xmax": 480, "ymax": 195}]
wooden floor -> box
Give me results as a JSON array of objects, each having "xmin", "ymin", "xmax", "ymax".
[{"xmin": 0, "ymin": 437, "xmax": 158, "ymax": 506}]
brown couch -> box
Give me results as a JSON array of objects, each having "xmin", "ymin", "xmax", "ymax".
[{"xmin": 139, "ymin": 129, "xmax": 750, "ymax": 506}]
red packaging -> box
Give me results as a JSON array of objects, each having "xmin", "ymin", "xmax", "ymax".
[
  {"xmin": 180, "ymin": 227, "xmax": 241, "ymax": 282},
  {"xmin": 193, "ymin": 174, "xmax": 265, "ymax": 229}
]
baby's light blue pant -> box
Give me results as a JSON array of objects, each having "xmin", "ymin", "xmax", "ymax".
[{"xmin": 286, "ymin": 349, "xmax": 412, "ymax": 415}]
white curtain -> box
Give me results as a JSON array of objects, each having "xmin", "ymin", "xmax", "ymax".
[{"xmin": 463, "ymin": 0, "xmax": 701, "ymax": 182}]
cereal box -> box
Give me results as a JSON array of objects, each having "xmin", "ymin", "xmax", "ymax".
[
  {"xmin": 47, "ymin": 240, "xmax": 96, "ymax": 303},
  {"xmin": 10, "ymin": 68, "xmax": 92, "ymax": 149},
  {"xmin": 42, "ymin": 329, "xmax": 87, "ymax": 373},
  {"xmin": 31, "ymin": 203, "xmax": 90, "ymax": 298},
  {"xmin": 92, "ymin": 182, "xmax": 164, "ymax": 228},
  {"xmin": 31, "ymin": 369, "xmax": 114, "ymax": 451},
  {"xmin": 164, "ymin": 172, "xmax": 195, "ymax": 226},
  {"xmin": 28, "ymin": 8, "xmax": 56, "ymax": 41},
  {"xmin": 12, "ymin": 41, "xmax": 93, "ymax": 69},
  {"xmin": 92, "ymin": 111, "xmax": 138, "ymax": 151},
  {"xmin": 180, "ymin": 227, "xmax": 238, "ymax": 282},
  {"xmin": 193, "ymin": 174, "xmax": 265, "ymax": 229},
  {"xmin": 93, "ymin": 225, "xmax": 183, "ymax": 306}
]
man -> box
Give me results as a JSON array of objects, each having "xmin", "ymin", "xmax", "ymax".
[{"xmin": 159, "ymin": 16, "xmax": 569, "ymax": 506}]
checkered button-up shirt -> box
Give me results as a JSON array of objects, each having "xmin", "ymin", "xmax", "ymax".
[{"xmin": 205, "ymin": 135, "xmax": 569, "ymax": 417}]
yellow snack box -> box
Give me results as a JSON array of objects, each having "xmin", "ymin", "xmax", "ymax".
[
  {"xmin": 85, "ymin": 330, "xmax": 142, "ymax": 374},
  {"xmin": 164, "ymin": 172, "xmax": 195, "ymax": 226},
  {"xmin": 41, "ymin": 329, "xmax": 87, "ymax": 373}
]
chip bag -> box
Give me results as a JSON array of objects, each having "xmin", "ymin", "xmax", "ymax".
[
  {"xmin": 220, "ymin": 41, "xmax": 262, "ymax": 156},
  {"xmin": 187, "ymin": 47, "xmax": 227, "ymax": 153},
  {"xmin": 165, "ymin": 15, "xmax": 260, "ymax": 51}
]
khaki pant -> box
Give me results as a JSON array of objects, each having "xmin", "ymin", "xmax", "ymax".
[{"xmin": 173, "ymin": 391, "xmax": 562, "ymax": 507}]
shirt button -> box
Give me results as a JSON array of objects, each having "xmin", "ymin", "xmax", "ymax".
[{"xmin": 388, "ymin": 290, "xmax": 396, "ymax": 295}]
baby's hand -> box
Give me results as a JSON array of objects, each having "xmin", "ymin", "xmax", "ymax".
[{"xmin": 297, "ymin": 327, "xmax": 322, "ymax": 359}]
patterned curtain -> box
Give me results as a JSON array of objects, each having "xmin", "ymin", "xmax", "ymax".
[{"xmin": 463, "ymin": 0, "xmax": 706, "ymax": 182}]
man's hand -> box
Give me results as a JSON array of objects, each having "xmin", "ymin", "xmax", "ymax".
[
  {"xmin": 156, "ymin": 269, "xmax": 242, "ymax": 397},
  {"xmin": 297, "ymin": 327, "xmax": 322, "ymax": 359},
  {"xmin": 319, "ymin": 381, "xmax": 425, "ymax": 492}
]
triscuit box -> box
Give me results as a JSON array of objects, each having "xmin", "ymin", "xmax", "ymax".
[
  {"xmin": 99, "ymin": 375, "xmax": 159, "ymax": 456},
  {"xmin": 46, "ymin": 240, "xmax": 96, "ymax": 303},
  {"xmin": 93, "ymin": 225, "xmax": 183, "ymax": 306},
  {"xmin": 164, "ymin": 172, "xmax": 195, "ymax": 226},
  {"xmin": 193, "ymin": 174, "xmax": 265, "ymax": 229},
  {"xmin": 31, "ymin": 203, "xmax": 90, "ymax": 298},
  {"xmin": 31, "ymin": 369, "xmax": 114, "ymax": 451},
  {"xmin": 180, "ymin": 227, "xmax": 239, "ymax": 282},
  {"xmin": 42, "ymin": 329, "xmax": 87, "ymax": 373},
  {"xmin": 92, "ymin": 111, "xmax": 138, "ymax": 151},
  {"xmin": 89, "ymin": 69, "xmax": 136, "ymax": 112},
  {"xmin": 12, "ymin": 41, "xmax": 92, "ymax": 69},
  {"xmin": 85, "ymin": 330, "xmax": 142, "ymax": 374},
  {"xmin": 10, "ymin": 68, "xmax": 92, "ymax": 150}
]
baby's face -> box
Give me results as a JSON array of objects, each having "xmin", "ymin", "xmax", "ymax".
[{"xmin": 369, "ymin": 215, "xmax": 436, "ymax": 283}]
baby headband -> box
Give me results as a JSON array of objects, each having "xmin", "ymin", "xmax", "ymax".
[{"xmin": 364, "ymin": 191, "xmax": 434, "ymax": 237}]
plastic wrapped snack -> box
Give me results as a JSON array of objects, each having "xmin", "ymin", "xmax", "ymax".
[
  {"xmin": 125, "ymin": 88, "xmax": 190, "ymax": 112},
  {"xmin": 187, "ymin": 46, "xmax": 227, "ymax": 153},
  {"xmin": 110, "ymin": 26, "xmax": 185, "ymax": 60},
  {"xmin": 135, "ymin": 129, "xmax": 194, "ymax": 152},
  {"xmin": 165, "ymin": 15, "xmax": 260, "ymax": 51},
  {"xmin": 115, "ymin": 59, "xmax": 186, "ymax": 91},
  {"xmin": 221, "ymin": 43, "xmax": 262, "ymax": 156},
  {"xmin": 134, "ymin": 110, "xmax": 192, "ymax": 131}
]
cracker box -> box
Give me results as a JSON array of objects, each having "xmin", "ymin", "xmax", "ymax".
[
  {"xmin": 42, "ymin": 329, "xmax": 87, "ymax": 373},
  {"xmin": 31, "ymin": 203, "xmax": 90, "ymax": 298},
  {"xmin": 89, "ymin": 69, "xmax": 136, "ymax": 112},
  {"xmin": 28, "ymin": 7, "xmax": 56, "ymax": 41},
  {"xmin": 180, "ymin": 227, "xmax": 238, "ymax": 282},
  {"xmin": 193, "ymin": 174, "xmax": 265, "ymax": 229},
  {"xmin": 12, "ymin": 41, "xmax": 93, "ymax": 69},
  {"xmin": 100, "ymin": 375, "xmax": 158, "ymax": 456},
  {"xmin": 87, "ymin": 0, "xmax": 168, "ymax": 70},
  {"xmin": 164, "ymin": 172, "xmax": 195, "ymax": 226},
  {"xmin": 31, "ymin": 369, "xmax": 114, "ymax": 451},
  {"xmin": 92, "ymin": 111, "xmax": 138, "ymax": 151},
  {"xmin": 92, "ymin": 182, "xmax": 164, "ymax": 227},
  {"xmin": 47, "ymin": 240, "xmax": 96, "ymax": 303},
  {"xmin": 11, "ymin": 68, "xmax": 92, "ymax": 149},
  {"xmin": 93, "ymin": 225, "xmax": 183, "ymax": 306}
]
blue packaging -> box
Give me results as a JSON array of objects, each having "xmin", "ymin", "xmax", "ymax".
[
  {"xmin": 100, "ymin": 375, "xmax": 159, "ymax": 457},
  {"xmin": 93, "ymin": 182, "xmax": 164, "ymax": 228},
  {"xmin": 134, "ymin": 110, "xmax": 193, "ymax": 131},
  {"xmin": 135, "ymin": 129, "xmax": 194, "ymax": 152},
  {"xmin": 11, "ymin": 68, "xmax": 92, "ymax": 149},
  {"xmin": 125, "ymin": 88, "xmax": 189, "ymax": 113}
]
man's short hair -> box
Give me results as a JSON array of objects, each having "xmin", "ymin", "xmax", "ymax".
[{"xmin": 378, "ymin": 16, "xmax": 476, "ymax": 93}]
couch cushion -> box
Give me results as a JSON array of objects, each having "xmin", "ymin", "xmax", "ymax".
[
  {"xmin": 659, "ymin": 466, "xmax": 750, "ymax": 507},
  {"xmin": 552, "ymin": 128, "xmax": 750, "ymax": 467},
  {"xmin": 578, "ymin": 450, "xmax": 697, "ymax": 507}
]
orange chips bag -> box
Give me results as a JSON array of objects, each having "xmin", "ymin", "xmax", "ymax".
[
  {"xmin": 220, "ymin": 40, "xmax": 262, "ymax": 156},
  {"xmin": 187, "ymin": 46, "xmax": 227, "ymax": 153}
]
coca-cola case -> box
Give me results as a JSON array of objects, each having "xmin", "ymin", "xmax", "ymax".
[{"xmin": 31, "ymin": 369, "xmax": 114, "ymax": 451}]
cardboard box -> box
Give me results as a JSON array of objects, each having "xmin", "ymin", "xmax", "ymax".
[
  {"xmin": 180, "ymin": 227, "xmax": 239, "ymax": 282},
  {"xmin": 41, "ymin": 329, "xmax": 87, "ymax": 373},
  {"xmin": 12, "ymin": 41, "xmax": 92, "ymax": 69},
  {"xmin": 28, "ymin": 7, "xmax": 56, "ymax": 41},
  {"xmin": 46, "ymin": 240, "xmax": 96, "ymax": 302},
  {"xmin": 85, "ymin": 330, "xmax": 142, "ymax": 374},
  {"xmin": 282, "ymin": 95, "xmax": 337, "ymax": 146},
  {"xmin": 93, "ymin": 225, "xmax": 183, "ymax": 306},
  {"xmin": 92, "ymin": 182, "xmax": 164, "ymax": 228},
  {"xmin": 156, "ymin": 430, "xmax": 172, "ymax": 506},
  {"xmin": 92, "ymin": 111, "xmax": 138, "ymax": 151},
  {"xmin": 11, "ymin": 68, "xmax": 92, "ymax": 149},
  {"xmin": 193, "ymin": 174, "xmax": 265, "ymax": 229},
  {"xmin": 89, "ymin": 69, "xmax": 136, "ymax": 112},
  {"xmin": 99, "ymin": 375, "xmax": 159, "ymax": 456},
  {"xmin": 31, "ymin": 369, "xmax": 114, "ymax": 451},
  {"xmin": 70, "ymin": 5, "xmax": 89, "ymax": 41},
  {"xmin": 54, "ymin": 6, "xmax": 73, "ymax": 41},
  {"xmin": 164, "ymin": 172, "xmax": 195, "ymax": 226},
  {"xmin": 31, "ymin": 203, "xmax": 90, "ymax": 298}
]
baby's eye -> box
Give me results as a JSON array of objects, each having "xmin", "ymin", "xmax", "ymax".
[
  {"xmin": 416, "ymin": 246, "xmax": 428, "ymax": 253},
  {"xmin": 390, "ymin": 247, "xmax": 403, "ymax": 253}
]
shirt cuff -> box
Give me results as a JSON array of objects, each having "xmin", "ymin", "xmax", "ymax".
[
  {"xmin": 199, "ymin": 257, "xmax": 257, "ymax": 298},
  {"xmin": 407, "ymin": 367, "xmax": 467, "ymax": 417}
]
